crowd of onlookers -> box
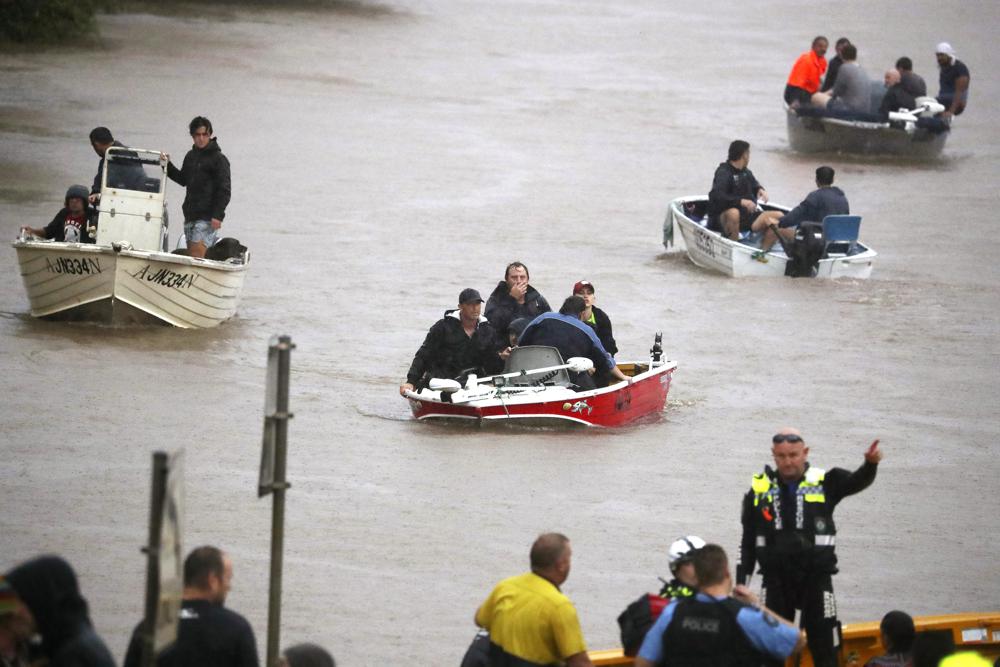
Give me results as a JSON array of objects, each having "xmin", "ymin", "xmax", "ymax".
[
  {"xmin": 783, "ymin": 36, "xmax": 970, "ymax": 120},
  {"xmin": 0, "ymin": 549, "xmax": 335, "ymax": 667}
]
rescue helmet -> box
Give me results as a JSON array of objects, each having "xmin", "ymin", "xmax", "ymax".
[{"xmin": 668, "ymin": 535, "xmax": 706, "ymax": 573}]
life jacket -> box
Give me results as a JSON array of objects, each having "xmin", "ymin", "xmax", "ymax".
[
  {"xmin": 750, "ymin": 465, "xmax": 838, "ymax": 573},
  {"xmin": 660, "ymin": 596, "xmax": 762, "ymax": 667}
]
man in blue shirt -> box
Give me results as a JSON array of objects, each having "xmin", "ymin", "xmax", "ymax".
[
  {"xmin": 635, "ymin": 544, "xmax": 804, "ymax": 667},
  {"xmin": 519, "ymin": 296, "xmax": 628, "ymax": 390}
]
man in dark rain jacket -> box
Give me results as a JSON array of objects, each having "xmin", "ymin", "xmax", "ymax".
[
  {"xmin": 167, "ymin": 116, "xmax": 232, "ymax": 258},
  {"xmin": 483, "ymin": 261, "xmax": 551, "ymax": 336},
  {"xmin": 3, "ymin": 555, "xmax": 115, "ymax": 667},
  {"xmin": 400, "ymin": 288, "xmax": 505, "ymax": 394},
  {"xmin": 737, "ymin": 427, "xmax": 882, "ymax": 667}
]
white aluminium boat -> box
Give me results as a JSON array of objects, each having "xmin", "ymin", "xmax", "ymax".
[
  {"xmin": 663, "ymin": 196, "xmax": 877, "ymax": 279},
  {"xmin": 13, "ymin": 147, "xmax": 249, "ymax": 328}
]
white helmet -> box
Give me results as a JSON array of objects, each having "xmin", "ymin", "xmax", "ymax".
[{"xmin": 668, "ymin": 535, "xmax": 706, "ymax": 572}]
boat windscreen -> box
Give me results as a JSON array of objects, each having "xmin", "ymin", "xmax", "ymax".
[{"xmin": 106, "ymin": 154, "xmax": 161, "ymax": 193}]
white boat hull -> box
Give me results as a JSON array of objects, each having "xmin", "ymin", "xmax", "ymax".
[
  {"xmin": 665, "ymin": 197, "xmax": 877, "ymax": 279},
  {"xmin": 13, "ymin": 240, "xmax": 248, "ymax": 328}
]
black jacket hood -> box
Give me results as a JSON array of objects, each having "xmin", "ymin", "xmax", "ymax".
[{"xmin": 5, "ymin": 555, "xmax": 92, "ymax": 658}]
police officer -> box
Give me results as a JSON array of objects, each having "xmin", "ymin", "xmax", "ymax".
[
  {"xmin": 737, "ymin": 427, "xmax": 883, "ymax": 667},
  {"xmin": 635, "ymin": 544, "xmax": 804, "ymax": 667}
]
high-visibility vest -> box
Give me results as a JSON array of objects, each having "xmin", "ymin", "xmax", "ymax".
[{"xmin": 750, "ymin": 467, "xmax": 837, "ymax": 562}]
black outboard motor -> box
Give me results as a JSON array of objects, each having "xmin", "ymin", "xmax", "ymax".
[
  {"xmin": 650, "ymin": 332, "xmax": 663, "ymax": 363},
  {"xmin": 784, "ymin": 222, "xmax": 825, "ymax": 278}
]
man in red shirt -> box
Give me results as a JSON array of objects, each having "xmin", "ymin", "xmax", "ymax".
[{"xmin": 784, "ymin": 36, "xmax": 828, "ymax": 107}]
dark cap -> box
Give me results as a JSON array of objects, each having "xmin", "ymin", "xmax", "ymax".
[
  {"xmin": 459, "ymin": 288, "xmax": 484, "ymax": 304},
  {"xmin": 572, "ymin": 280, "xmax": 594, "ymax": 294}
]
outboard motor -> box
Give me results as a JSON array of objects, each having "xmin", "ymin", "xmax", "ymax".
[
  {"xmin": 650, "ymin": 332, "xmax": 663, "ymax": 364},
  {"xmin": 784, "ymin": 222, "xmax": 824, "ymax": 278}
]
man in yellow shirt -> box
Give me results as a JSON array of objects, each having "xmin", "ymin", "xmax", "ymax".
[{"xmin": 475, "ymin": 533, "xmax": 592, "ymax": 667}]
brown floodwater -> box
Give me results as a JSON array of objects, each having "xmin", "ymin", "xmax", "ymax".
[{"xmin": 1, "ymin": 1, "xmax": 998, "ymax": 664}]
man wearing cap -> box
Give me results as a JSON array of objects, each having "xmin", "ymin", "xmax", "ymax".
[
  {"xmin": 573, "ymin": 281, "xmax": 617, "ymax": 358},
  {"xmin": 20, "ymin": 185, "xmax": 97, "ymax": 243},
  {"xmin": 400, "ymin": 288, "xmax": 505, "ymax": 395},
  {"xmin": 934, "ymin": 42, "xmax": 970, "ymax": 118},
  {"xmin": 737, "ymin": 427, "xmax": 883, "ymax": 667}
]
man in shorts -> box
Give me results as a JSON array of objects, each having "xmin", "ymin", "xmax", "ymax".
[
  {"xmin": 167, "ymin": 116, "xmax": 232, "ymax": 258},
  {"xmin": 707, "ymin": 140, "xmax": 768, "ymax": 241}
]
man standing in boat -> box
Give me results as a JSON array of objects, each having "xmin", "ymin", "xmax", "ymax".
[
  {"xmin": 166, "ymin": 116, "xmax": 232, "ymax": 259},
  {"xmin": 934, "ymin": 42, "xmax": 970, "ymax": 119},
  {"xmin": 707, "ymin": 140, "xmax": 768, "ymax": 241},
  {"xmin": 484, "ymin": 261, "xmax": 551, "ymax": 336},
  {"xmin": 87, "ymin": 126, "xmax": 126, "ymax": 204},
  {"xmin": 399, "ymin": 288, "xmax": 505, "ymax": 395},
  {"xmin": 737, "ymin": 427, "xmax": 883, "ymax": 667}
]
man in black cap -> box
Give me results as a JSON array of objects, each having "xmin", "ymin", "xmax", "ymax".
[{"xmin": 400, "ymin": 288, "xmax": 506, "ymax": 395}]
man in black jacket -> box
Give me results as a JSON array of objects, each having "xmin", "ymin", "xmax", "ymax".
[
  {"xmin": 400, "ymin": 288, "xmax": 505, "ymax": 395},
  {"xmin": 484, "ymin": 261, "xmax": 551, "ymax": 335},
  {"xmin": 707, "ymin": 140, "xmax": 768, "ymax": 240},
  {"xmin": 123, "ymin": 546, "xmax": 259, "ymax": 667},
  {"xmin": 4, "ymin": 555, "xmax": 116, "ymax": 667},
  {"xmin": 572, "ymin": 280, "xmax": 617, "ymax": 356},
  {"xmin": 167, "ymin": 116, "xmax": 232, "ymax": 258},
  {"xmin": 88, "ymin": 126, "xmax": 126, "ymax": 204},
  {"xmin": 737, "ymin": 427, "xmax": 882, "ymax": 667}
]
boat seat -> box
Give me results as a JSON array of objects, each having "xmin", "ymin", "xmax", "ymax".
[
  {"xmin": 503, "ymin": 346, "xmax": 572, "ymax": 387},
  {"xmin": 822, "ymin": 215, "xmax": 862, "ymax": 257}
]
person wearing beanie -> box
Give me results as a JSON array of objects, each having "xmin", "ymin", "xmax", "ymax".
[{"xmin": 20, "ymin": 184, "xmax": 97, "ymax": 243}]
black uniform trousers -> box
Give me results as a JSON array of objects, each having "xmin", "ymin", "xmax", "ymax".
[{"xmin": 762, "ymin": 571, "xmax": 841, "ymax": 667}]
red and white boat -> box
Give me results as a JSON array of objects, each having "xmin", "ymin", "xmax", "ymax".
[{"xmin": 403, "ymin": 337, "xmax": 677, "ymax": 428}]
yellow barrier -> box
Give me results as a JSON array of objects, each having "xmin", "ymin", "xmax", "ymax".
[{"xmin": 589, "ymin": 611, "xmax": 1000, "ymax": 666}]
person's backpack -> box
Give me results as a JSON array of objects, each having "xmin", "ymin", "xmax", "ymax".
[
  {"xmin": 617, "ymin": 593, "xmax": 669, "ymax": 656},
  {"xmin": 784, "ymin": 221, "xmax": 825, "ymax": 277}
]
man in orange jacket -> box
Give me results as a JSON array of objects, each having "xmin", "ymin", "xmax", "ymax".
[{"xmin": 784, "ymin": 36, "xmax": 828, "ymax": 107}]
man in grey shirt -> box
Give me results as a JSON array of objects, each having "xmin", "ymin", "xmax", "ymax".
[{"xmin": 812, "ymin": 44, "xmax": 870, "ymax": 112}]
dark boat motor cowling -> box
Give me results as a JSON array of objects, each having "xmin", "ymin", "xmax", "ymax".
[{"xmin": 784, "ymin": 221, "xmax": 825, "ymax": 278}]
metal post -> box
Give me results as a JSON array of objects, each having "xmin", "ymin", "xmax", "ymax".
[
  {"xmin": 140, "ymin": 452, "xmax": 168, "ymax": 667},
  {"xmin": 265, "ymin": 336, "xmax": 293, "ymax": 667}
]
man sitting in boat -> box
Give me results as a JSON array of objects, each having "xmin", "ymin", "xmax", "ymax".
[
  {"xmin": 707, "ymin": 140, "xmax": 768, "ymax": 241},
  {"xmin": 879, "ymin": 69, "xmax": 917, "ymax": 116},
  {"xmin": 895, "ymin": 56, "xmax": 927, "ymax": 97},
  {"xmin": 519, "ymin": 296, "xmax": 628, "ymax": 390},
  {"xmin": 572, "ymin": 280, "xmax": 617, "ymax": 356},
  {"xmin": 783, "ymin": 36, "xmax": 828, "ymax": 107},
  {"xmin": 752, "ymin": 166, "xmax": 849, "ymax": 255},
  {"xmin": 934, "ymin": 42, "xmax": 970, "ymax": 119},
  {"xmin": 484, "ymin": 261, "xmax": 551, "ymax": 336},
  {"xmin": 20, "ymin": 185, "xmax": 97, "ymax": 244},
  {"xmin": 399, "ymin": 288, "xmax": 505, "ymax": 395},
  {"xmin": 811, "ymin": 43, "xmax": 871, "ymax": 113}
]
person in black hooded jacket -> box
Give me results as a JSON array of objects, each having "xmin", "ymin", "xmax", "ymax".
[
  {"xmin": 483, "ymin": 261, "xmax": 551, "ymax": 336},
  {"xmin": 167, "ymin": 116, "xmax": 232, "ymax": 259},
  {"xmin": 400, "ymin": 288, "xmax": 505, "ymax": 394},
  {"xmin": 4, "ymin": 555, "xmax": 116, "ymax": 667}
]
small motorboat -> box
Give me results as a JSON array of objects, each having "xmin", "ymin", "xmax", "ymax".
[
  {"xmin": 663, "ymin": 196, "xmax": 877, "ymax": 279},
  {"xmin": 588, "ymin": 610, "xmax": 1000, "ymax": 666},
  {"xmin": 13, "ymin": 147, "xmax": 249, "ymax": 328},
  {"xmin": 403, "ymin": 337, "xmax": 677, "ymax": 428},
  {"xmin": 785, "ymin": 98, "xmax": 950, "ymax": 157}
]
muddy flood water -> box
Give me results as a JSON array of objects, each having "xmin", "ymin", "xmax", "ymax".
[{"xmin": 1, "ymin": 0, "xmax": 998, "ymax": 664}]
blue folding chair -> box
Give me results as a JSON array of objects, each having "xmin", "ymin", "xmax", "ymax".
[{"xmin": 822, "ymin": 215, "xmax": 862, "ymax": 256}]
